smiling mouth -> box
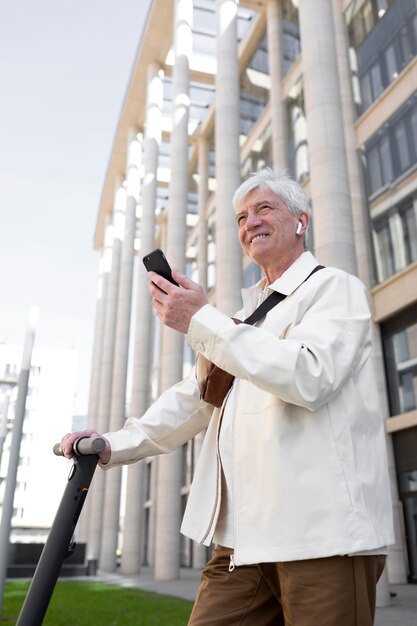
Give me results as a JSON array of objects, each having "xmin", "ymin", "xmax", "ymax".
[{"xmin": 250, "ymin": 234, "xmax": 269, "ymax": 243}]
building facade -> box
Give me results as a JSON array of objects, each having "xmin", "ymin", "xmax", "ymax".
[
  {"xmin": 0, "ymin": 345, "xmax": 77, "ymax": 542},
  {"xmin": 84, "ymin": 0, "xmax": 417, "ymax": 586}
]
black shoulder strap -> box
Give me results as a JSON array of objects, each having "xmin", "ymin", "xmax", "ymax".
[{"xmin": 243, "ymin": 265, "xmax": 325, "ymax": 326}]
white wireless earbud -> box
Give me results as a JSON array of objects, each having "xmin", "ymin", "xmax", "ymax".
[{"xmin": 296, "ymin": 221, "xmax": 302, "ymax": 235}]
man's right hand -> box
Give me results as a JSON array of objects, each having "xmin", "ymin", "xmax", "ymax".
[{"xmin": 61, "ymin": 429, "xmax": 111, "ymax": 464}]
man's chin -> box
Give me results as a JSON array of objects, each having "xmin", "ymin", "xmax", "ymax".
[{"xmin": 248, "ymin": 243, "xmax": 270, "ymax": 261}]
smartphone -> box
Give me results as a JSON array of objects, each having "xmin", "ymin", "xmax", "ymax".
[{"xmin": 142, "ymin": 249, "xmax": 179, "ymax": 286}]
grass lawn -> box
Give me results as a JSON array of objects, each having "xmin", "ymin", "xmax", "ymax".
[{"xmin": 1, "ymin": 580, "xmax": 193, "ymax": 625}]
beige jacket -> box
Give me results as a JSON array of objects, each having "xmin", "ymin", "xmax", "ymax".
[{"xmin": 104, "ymin": 252, "xmax": 394, "ymax": 566}]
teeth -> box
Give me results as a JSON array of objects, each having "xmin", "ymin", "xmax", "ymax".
[{"xmin": 251, "ymin": 234, "xmax": 267, "ymax": 243}]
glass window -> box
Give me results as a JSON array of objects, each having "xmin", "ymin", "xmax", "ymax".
[
  {"xmin": 359, "ymin": 61, "xmax": 383, "ymax": 111},
  {"xmin": 363, "ymin": 2, "xmax": 374, "ymax": 33},
  {"xmin": 401, "ymin": 204, "xmax": 417, "ymax": 264},
  {"xmin": 237, "ymin": 9, "xmax": 254, "ymax": 42},
  {"xmin": 350, "ymin": 9, "xmax": 365, "ymax": 47},
  {"xmin": 412, "ymin": 13, "xmax": 417, "ymax": 48},
  {"xmin": 375, "ymin": 222, "xmax": 395, "ymax": 280},
  {"xmin": 394, "ymin": 119, "xmax": 411, "ymax": 171},
  {"xmin": 145, "ymin": 462, "xmax": 152, "ymax": 501},
  {"xmin": 376, "ymin": 0, "xmax": 389, "ymax": 15},
  {"xmin": 401, "ymin": 371, "xmax": 417, "ymax": 413},
  {"xmin": 382, "ymin": 311, "xmax": 417, "ymax": 415},
  {"xmin": 242, "ymin": 95, "xmax": 269, "ymax": 134},
  {"xmin": 360, "ymin": 73, "xmax": 373, "ymax": 110},
  {"xmin": 365, "ymin": 98, "xmax": 417, "ymax": 196},
  {"xmin": 384, "ymin": 42, "xmax": 398, "ymax": 82},
  {"xmin": 399, "ymin": 25, "xmax": 412, "ymax": 66},
  {"xmin": 282, "ymin": 20, "xmax": 301, "ymax": 73},
  {"xmin": 411, "ymin": 107, "xmax": 417, "ymax": 155},
  {"xmin": 189, "ymin": 84, "xmax": 214, "ymax": 106},
  {"xmin": 370, "ymin": 63, "xmax": 383, "ymax": 99},
  {"xmin": 193, "ymin": 31, "xmax": 216, "ymax": 56},
  {"xmin": 193, "ymin": 7, "xmax": 216, "ymax": 33},
  {"xmin": 394, "ymin": 328, "xmax": 410, "ymax": 362},
  {"xmin": 380, "ymin": 134, "xmax": 393, "ymax": 184},
  {"xmin": 347, "ymin": 2, "xmax": 416, "ymax": 114},
  {"xmin": 368, "ymin": 144, "xmax": 383, "ymax": 194},
  {"xmin": 207, "ymin": 212, "xmax": 216, "ymax": 291},
  {"xmin": 240, "ymin": 123, "xmax": 273, "ymax": 184},
  {"xmin": 372, "ymin": 190, "xmax": 417, "ymax": 283}
]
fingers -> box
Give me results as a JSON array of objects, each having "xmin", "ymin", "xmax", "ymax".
[
  {"xmin": 99, "ymin": 438, "xmax": 111, "ymax": 465},
  {"xmin": 61, "ymin": 429, "xmax": 100, "ymax": 459},
  {"xmin": 148, "ymin": 272, "xmax": 177, "ymax": 296},
  {"xmin": 171, "ymin": 269, "xmax": 193, "ymax": 287},
  {"xmin": 148, "ymin": 270, "xmax": 196, "ymax": 295},
  {"xmin": 147, "ymin": 270, "xmax": 208, "ymax": 333}
]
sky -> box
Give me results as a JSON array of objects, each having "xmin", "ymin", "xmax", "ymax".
[{"xmin": 0, "ymin": 0, "xmax": 152, "ymax": 414}]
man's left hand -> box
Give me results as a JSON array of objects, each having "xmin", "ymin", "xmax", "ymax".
[{"xmin": 148, "ymin": 270, "xmax": 208, "ymax": 334}]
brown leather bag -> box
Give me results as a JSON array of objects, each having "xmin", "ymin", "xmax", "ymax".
[
  {"xmin": 195, "ymin": 266, "xmax": 324, "ymax": 407},
  {"xmin": 195, "ymin": 318, "xmax": 241, "ymax": 407},
  {"xmin": 196, "ymin": 354, "xmax": 236, "ymax": 408}
]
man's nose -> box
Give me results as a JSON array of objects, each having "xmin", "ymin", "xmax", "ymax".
[{"xmin": 245, "ymin": 212, "xmax": 262, "ymax": 229}]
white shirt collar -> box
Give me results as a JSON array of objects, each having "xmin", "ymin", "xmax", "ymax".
[{"xmin": 241, "ymin": 252, "xmax": 320, "ymax": 316}]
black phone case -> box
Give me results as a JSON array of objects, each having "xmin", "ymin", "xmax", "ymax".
[{"xmin": 142, "ymin": 249, "xmax": 179, "ymax": 286}]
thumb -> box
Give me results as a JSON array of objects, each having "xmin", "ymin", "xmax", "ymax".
[{"xmin": 172, "ymin": 269, "xmax": 193, "ymax": 288}]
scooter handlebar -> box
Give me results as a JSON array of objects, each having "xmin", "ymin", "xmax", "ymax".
[{"xmin": 53, "ymin": 436, "xmax": 106, "ymax": 457}]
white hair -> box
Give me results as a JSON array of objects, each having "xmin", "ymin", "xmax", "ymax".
[{"xmin": 232, "ymin": 167, "xmax": 311, "ymax": 218}]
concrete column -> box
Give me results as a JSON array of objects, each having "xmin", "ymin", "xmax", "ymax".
[
  {"xmin": 331, "ymin": 0, "xmax": 408, "ymax": 591},
  {"xmin": 215, "ymin": 0, "xmax": 242, "ymax": 314},
  {"xmin": 121, "ymin": 63, "xmax": 164, "ymax": 576},
  {"xmin": 86, "ymin": 183, "xmax": 126, "ymax": 570},
  {"xmin": 298, "ymin": 0, "xmax": 356, "ymax": 274},
  {"xmin": 197, "ymin": 136, "xmax": 209, "ymax": 291},
  {"xmin": 86, "ymin": 221, "xmax": 115, "ymax": 438},
  {"xmin": 100, "ymin": 132, "xmax": 142, "ymax": 571},
  {"xmin": 154, "ymin": 0, "xmax": 192, "ymax": 582},
  {"xmin": 76, "ymin": 252, "xmax": 107, "ymax": 544},
  {"xmin": 290, "ymin": 100, "xmax": 309, "ymax": 182},
  {"xmin": 192, "ymin": 136, "xmax": 210, "ymax": 570},
  {"xmin": 266, "ymin": 0, "xmax": 288, "ymax": 169},
  {"xmin": 331, "ymin": 0, "xmax": 372, "ymax": 287},
  {"xmin": 79, "ymin": 220, "xmax": 114, "ymax": 553},
  {"xmin": 87, "ymin": 255, "xmax": 107, "ymax": 431},
  {"xmin": 191, "ymin": 432, "xmax": 207, "ymax": 570}
]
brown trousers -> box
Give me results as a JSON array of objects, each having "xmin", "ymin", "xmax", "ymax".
[{"xmin": 188, "ymin": 546, "xmax": 386, "ymax": 626}]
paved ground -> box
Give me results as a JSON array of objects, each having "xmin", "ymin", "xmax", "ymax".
[
  {"xmin": 86, "ymin": 568, "xmax": 417, "ymax": 625},
  {"xmin": 374, "ymin": 584, "xmax": 417, "ymax": 626}
]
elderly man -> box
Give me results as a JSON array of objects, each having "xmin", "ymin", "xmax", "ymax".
[{"xmin": 63, "ymin": 168, "xmax": 394, "ymax": 625}]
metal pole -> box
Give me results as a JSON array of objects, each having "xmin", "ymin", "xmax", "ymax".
[
  {"xmin": 0, "ymin": 391, "xmax": 11, "ymax": 468},
  {"xmin": 0, "ymin": 306, "xmax": 39, "ymax": 609},
  {"xmin": 16, "ymin": 438, "xmax": 105, "ymax": 626}
]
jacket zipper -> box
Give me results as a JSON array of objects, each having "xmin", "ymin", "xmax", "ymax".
[
  {"xmin": 199, "ymin": 397, "xmax": 230, "ymax": 545},
  {"xmin": 229, "ymin": 554, "xmax": 235, "ymax": 572},
  {"xmin": 200, "ymin": 457, "xmax": 221, "ymax": 545}
]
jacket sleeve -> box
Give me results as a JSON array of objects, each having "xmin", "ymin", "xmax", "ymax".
[
  {"xmin": 187, "ymin": 269, "xmax": 372, "ymax": 411},
  {"xmin": 101, "ymin": 369, "xmax": 213, "ymax": 469}
]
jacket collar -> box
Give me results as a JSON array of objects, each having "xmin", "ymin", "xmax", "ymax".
[
  {"xmin": 241, "ymin": 252, "xmax": 319, "ymax": 316},
  {"xmin": 268, "ymin": 251, "xmax": 320, "ymax": 295}
]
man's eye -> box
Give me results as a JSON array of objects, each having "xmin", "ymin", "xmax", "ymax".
[{"xmin": 237, "ymin": 215, "xmax": 246, "ymax": 225}]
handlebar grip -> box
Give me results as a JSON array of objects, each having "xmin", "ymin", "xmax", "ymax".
[{"xmin": 53, "ymin": 436, "xmax": 106, "ymax": 457}]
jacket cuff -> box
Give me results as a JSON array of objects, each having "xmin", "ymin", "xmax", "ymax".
[{"xmin": 188, "ymin": 304, "xmax": 233, "ymax": 360}]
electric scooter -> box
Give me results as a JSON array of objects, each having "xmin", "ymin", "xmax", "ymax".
[{"xmin": 15, "ymin": 436, "xmax": 106, "ymax": 626}]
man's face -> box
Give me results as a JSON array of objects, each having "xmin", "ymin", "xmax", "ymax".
[{"xmin": 236, "ymin": 187, "xmax": 305, "ymax": 278}]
